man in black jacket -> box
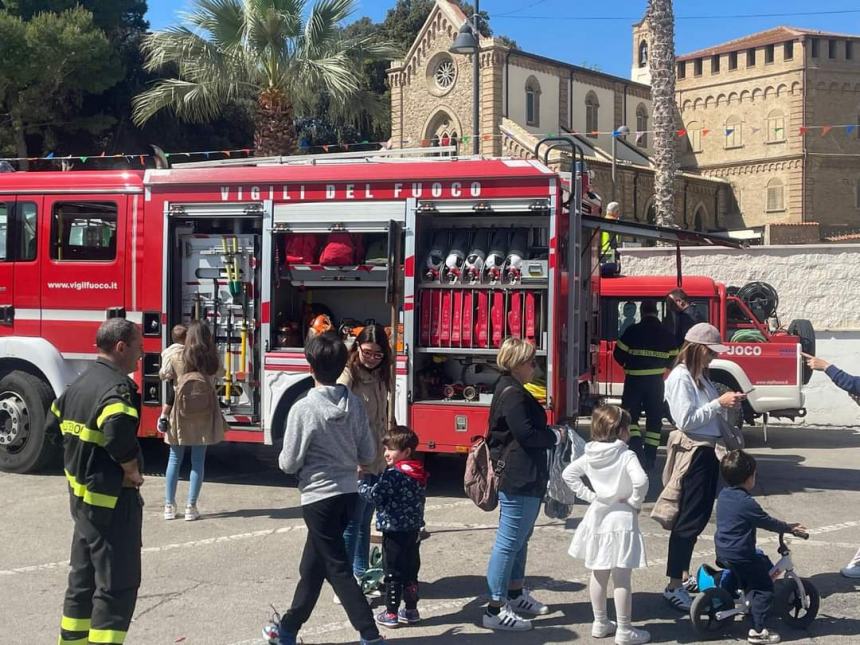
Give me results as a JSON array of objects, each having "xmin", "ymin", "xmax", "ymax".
[
  {"xmin": 614, "ymin": 299, "xmax": 678, "ymax": 470},
  {"xmin": 664, "ymin": 288, "xmax": 701, "ymax": 347},
  {"xmin": 52, "ymin": 318, "xmax": 144, "ymax": 645}
]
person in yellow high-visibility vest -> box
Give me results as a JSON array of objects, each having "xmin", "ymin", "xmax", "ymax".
[{"xmin": 600, "ymin": 202, "xmax": 621, "ymax": 277}]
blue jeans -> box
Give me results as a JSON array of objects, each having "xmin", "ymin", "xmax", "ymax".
[
  {"xmin": 343, "ymin": 494, "xmax": 374, "ymax": 577},
  {"xmin": 486, "ymin": 492, "xmax": 542, "ymax": 602},
  {"xmin": 164, "ymin": 445, "xmax": 207, "ymax": 506}
]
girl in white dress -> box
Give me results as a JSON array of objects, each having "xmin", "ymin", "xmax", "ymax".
[{"xmin": 563, "ymin": 405, "xmax": 650, "ymax": 645}]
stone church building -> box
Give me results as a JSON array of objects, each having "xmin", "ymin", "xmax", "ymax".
[
  {"xmin": 388, "ymin": 0, "xmax": 860, "ymax": 236},
  {"xmin": 386, "ymin": 0, "xmax": 726, "ymax": 232}
]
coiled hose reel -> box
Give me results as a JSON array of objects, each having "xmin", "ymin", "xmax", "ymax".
[{"xmin": 736, "ymin": 281, "xmax": 779, "ymax": 323}]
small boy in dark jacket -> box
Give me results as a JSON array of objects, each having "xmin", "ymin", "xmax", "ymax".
[
  {"xmin": 715, "ymin": 450, "xmax": 806, "ymax": 645},
  {"xmin": 359, "ymin": 427, "xmax": 428, "ymax": 629}
]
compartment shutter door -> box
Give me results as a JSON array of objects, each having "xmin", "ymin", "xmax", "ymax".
[
  {"xmin": 168, "ymin": 202, "xmax": 264, "ymax": 218},
  {"xmin": 274, "ymin": 201, "xmax": 405, "ymax": 233}
]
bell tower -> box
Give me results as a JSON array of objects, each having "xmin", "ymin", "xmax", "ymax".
[{"xmin": 631, "ymin": 15, "xmax": 651, "ymax": 84}]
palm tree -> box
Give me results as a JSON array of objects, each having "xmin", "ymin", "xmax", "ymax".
[
  {"xmin": 132, "ymin": 0, "xmax": 397, "ymax": 156},
  {"xmin": 647, "ymin": 0, "xmax": 677, "ymax": 227}
]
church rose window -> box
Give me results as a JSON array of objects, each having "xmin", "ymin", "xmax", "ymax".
[{"xmin": 434, "ymin": 58, "xmax": 456, "ymax": 90}]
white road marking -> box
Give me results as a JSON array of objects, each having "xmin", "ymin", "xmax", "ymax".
[{"xmin": 2, "ymin": 514, "xmax": 856, "ymax": 579}]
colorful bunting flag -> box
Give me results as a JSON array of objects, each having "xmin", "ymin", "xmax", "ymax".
[
  {"xmin": 702, "ymin": 128, "xmax": 710, "ymax": 137},
  {"xmin": 799, "ymin": 126, "xmax": 809, "ymax": 135},
  {"xmin": 751, "ymin": 127, "xmax": 761, "ymax": 134},
  {"xmin": 725, "ymin": 128, "xmax": 735, "ymax": 136},
  {"xmin": 821, "ymin": 126, "xmax": 833, "ymax": 136},
  {"xmin": 846, "ymin": 125, "xmax": 856, "ymax": 136},
  {"xmin": 676, "ymin": 129, "xmax": 687, "ymax": 137}
]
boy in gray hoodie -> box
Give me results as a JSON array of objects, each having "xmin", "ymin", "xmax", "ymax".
[{"xmin": 265, "ymin": 333, "xmax": 382, "ymax": 645}]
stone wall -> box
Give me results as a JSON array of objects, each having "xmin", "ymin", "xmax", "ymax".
[{"xmin": 619, "ymin": 244, "xmax": 860, "ymax": 425}]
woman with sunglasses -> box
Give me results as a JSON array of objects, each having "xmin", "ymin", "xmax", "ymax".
[
  {"xmin": 660, "ymin": 323, "xmax": 746, "ymax": 612},
  {"xmin": 339, "ymin": 323, "xmax": 393, "ymax": 595}
]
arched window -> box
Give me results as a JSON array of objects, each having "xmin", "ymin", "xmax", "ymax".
[
  {"xmin": 525, "ymin": 76, "xmax": 541, "ymax": 127},
  {"xmin": 766, "ymin": 109, "xmax": 785, "ymax": 142},
  {"xmin": 693, "ymin": 205, "xmax": 707, "ymax": 231},
  {"xmin": 686, "ymin": 120, "xmax": 702, "ymax": 152},
  {"xmin": 725, "ymin": 115, "xmax": 743, "ymax": 148},
  {"xmin": 766, "ymin": 177, "xmax": 785, "ymax": 212},
  {"xmin": 638, "ymin": 40, "xmax": 648, "ymax": 68},
  {"xmin": 425, "ymin": 110, "xmax": 460, "ymax": 153},
  {"xmin": 586, "ymin": 91, "xmax": 600, "ymax": 138},
  {"xmin": 636, "ymin": 103, "xmax": 649, "ymax": 147}
]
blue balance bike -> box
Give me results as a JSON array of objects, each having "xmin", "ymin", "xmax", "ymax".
[{"xmin": 690, "ymin": 531, "xmax": 819, "ymax": 638}]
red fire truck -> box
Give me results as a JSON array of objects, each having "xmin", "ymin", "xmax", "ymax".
[
  {"xmin": 595, "ymin": 274, "xmax": 814, "ymax": 435},
  {"xmin": 0, "ymin": 148, "xmax": 613, "ymax": 472}
]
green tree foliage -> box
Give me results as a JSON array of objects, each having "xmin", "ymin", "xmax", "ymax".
[
  {"xmin": 133, "ymin": 0, "xmax": 398, "ymax": 157},
  {"xmin": 0, "ymin": 7, "xmax": 122, "ymax": 167}
]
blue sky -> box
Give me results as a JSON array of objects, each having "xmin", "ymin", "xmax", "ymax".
[{"xmin": 146, "ymin": 0, "xmax": 860, "ymax": 79}]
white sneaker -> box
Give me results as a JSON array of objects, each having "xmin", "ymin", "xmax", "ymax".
[
  {"xmin": 748, "ymin": 628, "xmax": 781, "ymax": 644},
  {"xmin": 184, "ymin": 504, "xmax": 200, "ymax": 521},
  {"xmin": 663, "ymin": 585, "xmax": 692, "ymax": 611},
  {"xmin": 509, "ymin": 588, "xmax": 549, "ymax": 616},
  {"xmin": 616, "ymin": 626, "xmax": 651, "ymax": 645},
  {"xmin": 163, "ymin": 503, "xmax": 176, "ymax": 520},
  {"xmin": 840, "ymin": 563, "xmax": 860, "ymax": 579},
  {"xmin": 482, "ymin": 604, "xmax": 533, "ymax": 631},
  {"xmin": 592, "ymin": 620, "xmax": 617, "ymax": 638}
]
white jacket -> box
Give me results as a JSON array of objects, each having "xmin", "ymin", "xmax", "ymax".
[
  {"xmin": 563, "ymin": 440, "xmax": 648, "ymax": 510},
  {"xmin": 664, "ymin": 364, "xmax": 725, "ymax": 439}
]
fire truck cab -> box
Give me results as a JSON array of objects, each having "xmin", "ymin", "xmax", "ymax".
[{"xmin": 595, "ymin": 274, "xmax": 814, "ymax": 429}]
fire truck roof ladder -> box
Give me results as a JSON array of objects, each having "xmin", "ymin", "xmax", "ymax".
[{"xmin": 172, "ymin": 146, "xmax": 463, "ymax": 169}]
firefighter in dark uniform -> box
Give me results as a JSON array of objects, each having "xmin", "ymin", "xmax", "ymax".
[
  {"xmin": 51, "ymin": 318, "xmax": 145, "ymax": 645},
  {"xmin": 614, "ymin": 299, "xmax": 678, "ymax": 471}
]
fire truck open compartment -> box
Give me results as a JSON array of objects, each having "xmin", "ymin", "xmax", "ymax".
[
  {"xmin": 166, "ymin": 209, "xmax": 263, "ymax": 423},
  {"xmin": 270, "ymin": 201, "xmax": 406, "ymax": 353},
  {"xmin": 410, "ymin": 202, "xmax": 552, "ymax": 409}
]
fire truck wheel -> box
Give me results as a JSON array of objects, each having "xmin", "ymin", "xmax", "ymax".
[
  {"xmin": 788, "ymin": 319, "xmax": 816, "ymax": 385},
  {"xmin": 0, "ymin": 371, "xmax": 59, "ymax": 474}
]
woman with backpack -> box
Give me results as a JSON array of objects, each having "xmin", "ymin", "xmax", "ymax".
[
  {"xmin": 483, "ymin": 338, "xmax": 563, "ymax": 632},
  {"xmin": 161, "ymin": 320, "xmax": 225, "ymax": 521},
  {"xmin": 339, "ymin": 324, "xmax": 392, "ymax": 591}
]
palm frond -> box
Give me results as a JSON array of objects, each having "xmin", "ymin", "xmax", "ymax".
[
  {"xmin": 304, "ymin": 0, "xmax": 356, "ymax": 56},
  {"xmin": 132, "ymin": 78, "xmax": 233, "ymax": 126},
  {"xmin": 183, "ymin": 0, "xmax": 246, "ymax": 51}
]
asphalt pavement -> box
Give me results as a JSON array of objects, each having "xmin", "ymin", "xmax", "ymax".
[{"xmin": 1, "ymin": 423, "xmax": 859, "ymax": 644}]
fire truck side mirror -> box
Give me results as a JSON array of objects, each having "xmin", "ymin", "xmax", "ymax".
[{"xmin": 106, "ymin": 307, "xmax": 126, "ymax": 319}]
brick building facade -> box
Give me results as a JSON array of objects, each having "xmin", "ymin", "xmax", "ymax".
[{"xmin": 636, "ymin": 20, "xmax": 860, "ymax": 231}]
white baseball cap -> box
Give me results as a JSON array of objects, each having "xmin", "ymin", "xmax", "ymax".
[{"xmin": 684, "ymin": 322, "xmax": 729, "ymax": 353}]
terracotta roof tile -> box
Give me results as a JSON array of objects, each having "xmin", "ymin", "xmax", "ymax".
[{"xmin": 677, "ymin": 26, "xmax": 859, "ymax": 62}]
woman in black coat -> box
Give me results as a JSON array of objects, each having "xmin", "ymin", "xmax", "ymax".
[{"xmin": 483, "ymin": 338, "xmax": 561, "ymax": 632}]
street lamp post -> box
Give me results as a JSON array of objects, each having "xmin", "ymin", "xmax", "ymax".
[
  {"xmin": 611, "ymin": 124, "xmax": 630, "ymax": 204},
  {"xmin": 450, "ymin": 0, "xmax": 481, "ymax": 155}
]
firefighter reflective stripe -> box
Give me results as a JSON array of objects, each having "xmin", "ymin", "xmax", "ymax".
[
  {"xmin": 96, "ymin": 403, "xmax": 139, "ymax": 430},
  {"xmin": 61, "ymin": 617, "xmax": 91, "ymax": 632},
  {"xmin": 616, "ymin": 340, "xmax": 677, "ymax": 360},
  {"xmin": 51, "ymin": 401, "xmax": 62, "ymax": 418},
  {"xmin": 89, "ymin": 628, "xmax": 127, "ymax": 644},
  {"xmin": 58, "ymin": 637, "xmax": 87, "ymax": 645},
  {"xmin": 624, "ymin": 368, "xmax": 666, "ymax": 376},
  {"xmin": 60, "ymin": 420, "xmax": 106, "ymax": 447},
  {"xmin": 628, "ymin": 425, "xmax": 641, "ymax": 439},
  {"xmin": 64, "ymin": 470, "xmax": 119, "ymax": 509},
  {"xmin": 645, "ymin": 431, "xmax": 662, "ymax": 447}
]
